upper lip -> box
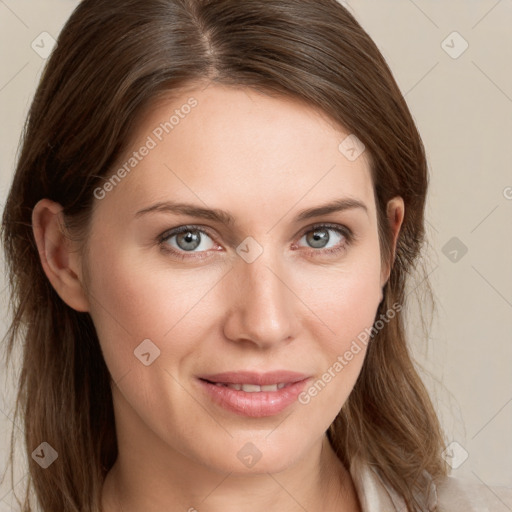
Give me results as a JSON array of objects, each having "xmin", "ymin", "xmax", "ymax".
[{"xmin": 198, "ymin": 371, "xmax": 309, "ymax": 386}]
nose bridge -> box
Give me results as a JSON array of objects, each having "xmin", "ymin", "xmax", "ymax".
[{"xmin": 222, "ymin": 245, "xmax": 298, "ymax": 347}]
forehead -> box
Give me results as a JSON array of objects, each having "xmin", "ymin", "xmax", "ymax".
[{"xmin": 98, "ymin": 83, "xmax": 376, "ymax": 222}]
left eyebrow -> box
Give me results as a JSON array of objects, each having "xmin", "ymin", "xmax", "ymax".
[{"xmin": 294, "ymin": 198, "xmax": 369, "ymax": 221}]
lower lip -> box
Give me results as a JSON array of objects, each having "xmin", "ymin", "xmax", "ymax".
[{"xmin": 198, "ymin": 379, "xmax": 309, "ymax": 417}]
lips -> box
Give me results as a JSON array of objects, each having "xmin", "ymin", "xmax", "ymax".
[{"xmin": 197, "ymin": 371, "xmax": 310, "ymax": 417}]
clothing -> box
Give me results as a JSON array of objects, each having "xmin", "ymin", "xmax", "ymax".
[{"xmin": 349, "ymin": 456, "xmax": 512, "ymax": 511}]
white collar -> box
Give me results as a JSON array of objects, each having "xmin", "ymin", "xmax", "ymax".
[{"xmin": 349, "ymin": 456, "xmax": 438, "ymax": 511}]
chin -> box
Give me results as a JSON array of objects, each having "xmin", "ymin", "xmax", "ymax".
[{"xmin": 185, "ymin": 428, "xmax": 321, "ymax": 476}]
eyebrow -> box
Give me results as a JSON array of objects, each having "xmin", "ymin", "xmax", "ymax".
[{"xmin": 134, "ymin": 197, "xmax": 368, "ymax": 225}]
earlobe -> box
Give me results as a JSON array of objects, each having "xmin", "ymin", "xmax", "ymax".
[
  {"xmin": 32, "ymin": 199, "xmax": 90, "ymax": 312},
  {"xmin": 380, "ymin": 196, "xmax": 405, "ymax": 288}
]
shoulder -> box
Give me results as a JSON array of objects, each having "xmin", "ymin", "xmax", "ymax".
[
  {"xmin": 349, "ymin": 456, "xmax": 512, "ymax": 512},
  {"xmin": 436, "ymin": 474, "xmax": 512, "ymax": 511}
]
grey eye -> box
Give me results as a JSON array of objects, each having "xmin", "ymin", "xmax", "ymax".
[
  {"xmin": 176, "ymin": 230, "xmax": 202, "ymax": 251},
  {"xmin": 299, "ymin": 227, "xmax": 345, "ymax": 250},
  {"xmin": 306, "ymin": 228, "xmax": 330, "ymax": 248},
  {"xmin": 163, "ymin": 228, "xmax": 215, "ymax": 252}
]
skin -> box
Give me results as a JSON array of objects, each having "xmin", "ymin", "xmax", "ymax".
[{"xmin": 32, "ymin": 83, "xmax": 404, "ymax": 512}]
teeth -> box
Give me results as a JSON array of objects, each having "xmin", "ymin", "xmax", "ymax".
[
  {"xmin": 217, "ymin": 382, "xmax": 288, "ymax": 392},
  {"xmin": 241, "ymin": 384, "xmax": 261, "ymax": 392}
]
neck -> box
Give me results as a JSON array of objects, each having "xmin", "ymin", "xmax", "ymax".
[{"xmin": 103, "ymin": 440, "xmax": 360, "ymax": 512}]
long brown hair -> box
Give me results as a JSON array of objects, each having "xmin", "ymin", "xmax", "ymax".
[{"xmin": 1, "ymin": 0, "xmax": 447, "ymax": 510}]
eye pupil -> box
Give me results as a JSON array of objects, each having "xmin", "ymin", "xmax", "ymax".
[
  {"xmin": 307, "ymin": 228, "xmax": 329, "ymax": 248},
  {"xmin": 177, "ymin": 230, "xmax": 201, "ymax": 251}
]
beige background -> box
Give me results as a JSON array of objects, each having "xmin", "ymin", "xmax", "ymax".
[{"xmin": 1, "ymin": 0, "xmax": 511, "ymax": 508}]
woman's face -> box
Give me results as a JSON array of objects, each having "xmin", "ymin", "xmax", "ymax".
[{"xmin": 81, "ymin": 83, "xmax": 400, "ymax": 474}]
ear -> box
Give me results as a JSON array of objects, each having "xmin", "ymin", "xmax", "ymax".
[
  {"xmin": 32, "ymin": 199, "xmax": 90, "ymax": 312},
  {"xmin": 380, "ymin": 196, "xmax": 405, "ymax": 289}
]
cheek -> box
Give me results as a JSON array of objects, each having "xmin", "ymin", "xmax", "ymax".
[
  {"xmin": 294, "ymin": 248, "xmax": 383, "ymax": 410},
  {"xmin": 304, "ymin": 249, "xmax": 383, "ymax": 346},
  {"xmin": 84, "ymin": 237, "xmax": 226, "ymax": 378}
]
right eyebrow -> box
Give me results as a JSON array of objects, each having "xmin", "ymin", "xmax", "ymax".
[{"xmin": 135, "ymin": 201, "xmax": 236, "ymax": 225}]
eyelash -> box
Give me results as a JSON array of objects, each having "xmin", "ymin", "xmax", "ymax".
[{"xmin": 157, "ymin": 223, "xmax": 354, "ymax": 261}]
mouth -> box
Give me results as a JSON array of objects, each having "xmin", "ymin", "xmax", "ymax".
[
  {"xmin": 196, "ymin": 371, "xmax": 310, "ymax": 417},
  {"xmin": 201, "ymin": 381, "xmax": 290, "ymax": 392}
]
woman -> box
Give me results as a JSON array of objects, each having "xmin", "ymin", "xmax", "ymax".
[{"xmin": 2, "ymin": 0, "xmax": 511, "ymax": 511}]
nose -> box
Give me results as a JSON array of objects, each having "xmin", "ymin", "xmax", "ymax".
[{"xmin": 221, "ymin": 248, "xmax": 300, "ymax": 349}]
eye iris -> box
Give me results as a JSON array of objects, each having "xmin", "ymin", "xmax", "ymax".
[
  {"xmin": 176, "ymin": 230, "xmax": 201, "ymax": 251},
  {"xmin": 307, "ymin": 228, "xmax": 329, "ymax": 248}
]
